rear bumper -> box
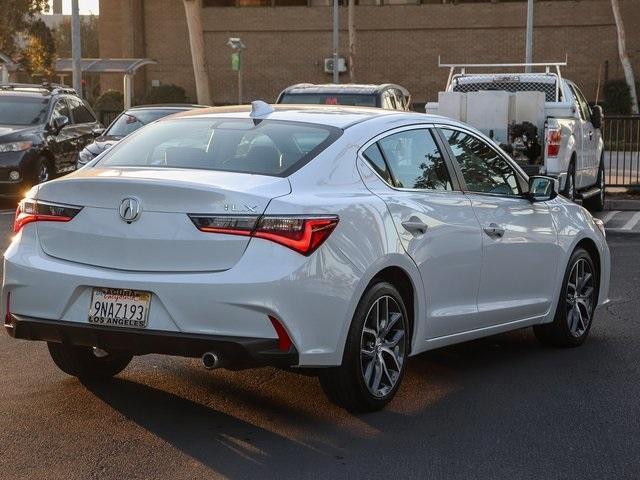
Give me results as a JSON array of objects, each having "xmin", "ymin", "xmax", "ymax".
[{"xmin": 5, "ymin": 314, "xmax": 299, "ymax": 369}]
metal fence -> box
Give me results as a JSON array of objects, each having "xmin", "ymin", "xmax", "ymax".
[{"xmin": 603, "ymin": 115, "xmax": 640, "ymax": 187}]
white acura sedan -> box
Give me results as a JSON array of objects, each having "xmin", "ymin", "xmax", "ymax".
[{"xmin": 3, "ymin": 103, "xmax": 610, "ymax": 412}]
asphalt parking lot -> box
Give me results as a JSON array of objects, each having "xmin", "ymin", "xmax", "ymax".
[{"xmin": 0, "ymin": 204, "xmax": 639, "ymax": 480}]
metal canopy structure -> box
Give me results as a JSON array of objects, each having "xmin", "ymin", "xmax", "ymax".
[{"xmin": 54, "ymin": 58, "xmax": 157, "ymax": 108}]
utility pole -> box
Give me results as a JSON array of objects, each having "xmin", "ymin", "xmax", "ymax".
[
  {"xmin": 332, "ymin": 0, "xmax": 339, "ymax": 84},
  {"xmin": 525, "ymin": 0, "xmax": 533, "ymax": 73},
  {"xmin": 348, "ymin": 0, "xmax": 355, "ymax": 83},
  {"xmin": 71, "ymin": 0, "xmax": 82, "ymax": 97}
]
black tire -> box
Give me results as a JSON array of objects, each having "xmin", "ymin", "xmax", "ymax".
[
  {"xmin": 583, "ymin": 159, "xmax": 605, "ymax": 212},
  {"xmin": 47, "ymin": 342, "xmax": 132, "ymax": 380},
  {"xmin": 563, "ymin": 159, "xmax": 576, "ymax": 202},
  {"xmin": 319, "ymin": 282, "xmax": 410, "ymax": 413},
  {"xmin": 533, "ymin": 248, "xmax": 597, "ymax": 347}
]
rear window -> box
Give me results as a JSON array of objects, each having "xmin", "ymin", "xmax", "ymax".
[
  {"xmin": 97, "ymin": 118, "xmax": 342, "ymax": 177},
  {"xmin": 279, "ymin": 93, "xmax": 378, "ymax": 107},
  {"xmin": 106, "ymin": 109, "xmax": 183, "ymax": 137},
  {"xmin": 453, "ymin": 80, "xmax": 559, "ymax": 102}
]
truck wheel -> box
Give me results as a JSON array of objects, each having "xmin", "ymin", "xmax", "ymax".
[
  {"xmin": 563, "ymin": 161, "xmax": 576, "ymax": 202},
  {"xmin": 319, "ymin": 282, "xmax": 409, "ymax": 412},
  {"xmin": 47, "ymin": 342, "xmax": 132, "ymax": 380},
  {"xmin": 584, "ymin": 160, "xmax": 605, "ymax": 212}
]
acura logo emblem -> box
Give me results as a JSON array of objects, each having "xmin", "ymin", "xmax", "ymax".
[{"xmin": 119, "ymin": 197, "xmax": 141, "ymax": 222}]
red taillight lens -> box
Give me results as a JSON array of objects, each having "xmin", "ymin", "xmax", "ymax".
[
  {"xmin": 13, "ymin": 199, "xmax": 83, "ymax": 233},
  {"xmin": 189, "ymin": 214, "xmax": 339, "ymax": 256},
  {"xmin": 254, "ymin": 216, "xmax": 338, "ymax": 256},
  {"xmin": 547, "ymin": 128, "xmax": 562, "ymax": 157}
]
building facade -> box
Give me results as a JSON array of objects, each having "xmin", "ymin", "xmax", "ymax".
[{"xmin": 98, "ymin": 0, "xmax": 640, "ymax": 106}]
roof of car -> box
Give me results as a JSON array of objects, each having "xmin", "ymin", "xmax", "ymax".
[
  {"xmin": 0, "ymin": 83, "xmax": 77, "ymax": 97},
  {"xmin": 171, "ymin": 104, "xmax": 429, "ymax": 129},
  {"xmin": 127, "ymin": 104, "xmax": 208, "ymax": 110},
  {"xmin": 280, "ymin": 83, "xmax": 410, "ymax": 96}
]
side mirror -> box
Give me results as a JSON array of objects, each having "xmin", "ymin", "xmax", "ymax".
[
  {"xmin": 91, "ymin": 126, "xmax": 105, "ymax": 137},
  {"xmin": 51, "ymin": 115, "xmax": 69, "ymax": 133},
  {"xmin": 590, "ymin": 105, "xmax": 603, "ymax": 129},
  {"xmin": 526, "ymin": 175, "xmax": 558, "ymax": 202}
]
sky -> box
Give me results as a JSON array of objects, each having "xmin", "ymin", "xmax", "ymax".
[{"xmin": 46, "ymin": 0, "xmax": 100, "ymax": 15}]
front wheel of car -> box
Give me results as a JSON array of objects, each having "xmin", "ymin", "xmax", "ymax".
[
  {"xmin": 319, "ymin": 282, "xmax": 409, "ymax": 412},
  {"xmin": 533, "ymin": 248, "xmax": 597, "ymax": 347},
  {"xmin": 583, "ymin": 159, "xmax": 605, "ymax": 212},
  {"xmin": 47, "ymin": 342, "xmax": 133, "ymax": 380}
]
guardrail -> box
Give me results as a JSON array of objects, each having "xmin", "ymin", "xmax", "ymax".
[{"xmin": 604, "ymin": 115, "xmax": 640, "ymax": 187}]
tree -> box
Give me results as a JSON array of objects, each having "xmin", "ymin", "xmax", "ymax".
[
  {"xmin": 52, "ymin": 15, "xmax": 99, "ymax": 58},
  {"xmin": 0, "ymin": 0, "xmax": 49, "ymax": 56},
  {"xmin": 21, "ymin": 19, "xmax": 55, "ymax": 78},
  {"xmin": 182, "ymin": 0, "xmax": 211, "ymax": 105},
  {"xmin": 348, "ymin": 0, "xmax": 356, "ymax": 83},
  {"xmin": 611, "ymin": 0, "xmax": 639, "ymax": 114}
]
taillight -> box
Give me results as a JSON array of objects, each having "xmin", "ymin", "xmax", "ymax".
[
  {"xmin": 14, "ymin": 199, "xmax": 83, "ymax": 233},
  {"xmin": 547, "ymin": 127, "xmax": 562, "ymax": 157},
  {"xmin": 188, "ymin": 214, "xmax": 339, "ymax": 256}
]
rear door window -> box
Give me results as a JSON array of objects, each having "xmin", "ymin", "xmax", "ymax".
[
  {"xmin": 97, "ymin": 118, "xmax": 342, "ymax": 177},
  {"xmin": 377, "ymin": 129, "xmax": 453, "ymax": 190}
]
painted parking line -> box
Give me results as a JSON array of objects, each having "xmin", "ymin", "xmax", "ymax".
[
  {"xmin": 600, "ymin": 210, "xmax": 620, "ymax": 224},
  {"xmin": 621, "ymin": 211, "xmax": 640, "ymax": 231}
]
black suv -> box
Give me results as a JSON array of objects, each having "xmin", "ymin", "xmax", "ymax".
[
  {"xmin": 0, "ymin": 83, "xmax": 102, "ymax": 196},
  {"xmin": 277, "ymin": 83, "xmax": 411, "ymax": 110}
]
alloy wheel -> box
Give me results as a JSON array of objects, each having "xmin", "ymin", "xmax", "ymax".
[
  {"xmin": 360, "ymin": 295, "xmax": 406, "ymax": 398},
  {"xmin": 566, "ymin": 258, "xmax": 595, "ymax": 337}
]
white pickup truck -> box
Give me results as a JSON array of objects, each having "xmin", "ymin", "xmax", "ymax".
[{"xmin": 425, "ymin": 61, "xmax": 605, "ymax": 211}]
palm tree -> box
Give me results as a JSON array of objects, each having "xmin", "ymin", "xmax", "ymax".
[
  {"xmin": 611, "ymin": 0, "xmax": 638, "ymax": 113},
  {"xmin": 183, "ymin": 0, "xmax": 212, "ymax": 105}
]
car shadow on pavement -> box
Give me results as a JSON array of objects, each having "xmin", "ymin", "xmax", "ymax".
[{"xmin": 82, "ymin": 328, "xmax": 612, "ymax": 478}]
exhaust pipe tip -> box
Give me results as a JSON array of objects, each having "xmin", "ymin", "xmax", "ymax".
[{"xmin": 202, "ymin": 351, "xmax": 220, "ymax": 370}]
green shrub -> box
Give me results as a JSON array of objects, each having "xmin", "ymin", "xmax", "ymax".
[
  {"xmin": 602, "ymin": 79, "xmax": 633, "ymax": 115},
  {"xmin": 142, "ymin": 84, "xmax": 188, "ymax": 105},
  {"xmin": 93, "ymin": 90, "xmax": 124, "ymax": 114}
]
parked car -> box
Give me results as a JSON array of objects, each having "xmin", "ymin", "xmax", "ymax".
[
  {"xmin": 0, "ymin": 83, "xmax": 102, "ymax": 195},
  {"xmin": 77, "ymin": 104, "xmax": 207, "ymax": 167},
  {"xmin": 4, "ymin": 102, "xmax": 610, "ymax": 412},
  {"xmin": 426, "ymin": 62, "xmax": 605, "ymax": 210},
  {"xmin": 277, "ymin": 83, "xmax": 411, "ymax": 110}
]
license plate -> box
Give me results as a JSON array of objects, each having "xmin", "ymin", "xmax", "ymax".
[{"xmin": 88, "ymin": 288, "xmax": 151, "ymax": 329}]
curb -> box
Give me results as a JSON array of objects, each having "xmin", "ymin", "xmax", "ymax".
[{"xmin": 605, "ymin": 198, "xmax": 640, "ymax": 211}]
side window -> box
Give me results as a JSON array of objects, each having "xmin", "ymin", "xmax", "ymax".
[
  {"xmin": 363, "ymin": 143, "xmax": 392, "ymax": 184},
  {"xmin": 569, "ymin": 85, "xmax": 591, "ymax": 122},
  {"xmin": 441, "ymin": 128, "xmax": 520, "ymax": 196},
  {"xmin": 378, "ymin": 129, "xmax": 453, "ymax": 191},
  {"xmin": 67, "ymin": 97, "xmax": 96, "ymax": 124},
  {"xmin": 51, "ymin": 99, "xmax": 70, "ymax": 122}
]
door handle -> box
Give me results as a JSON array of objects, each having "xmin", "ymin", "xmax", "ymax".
[
  {"xmin": 588, "ymin": 130, "xmax": 593, "ymax": 140},
  {"xmin": 402, "ymin": 220, "xmax": 428, "ymax": 235},
  {"xmin": 483, "ymin": 223, "xmax": 505, "ymax": 239}
]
